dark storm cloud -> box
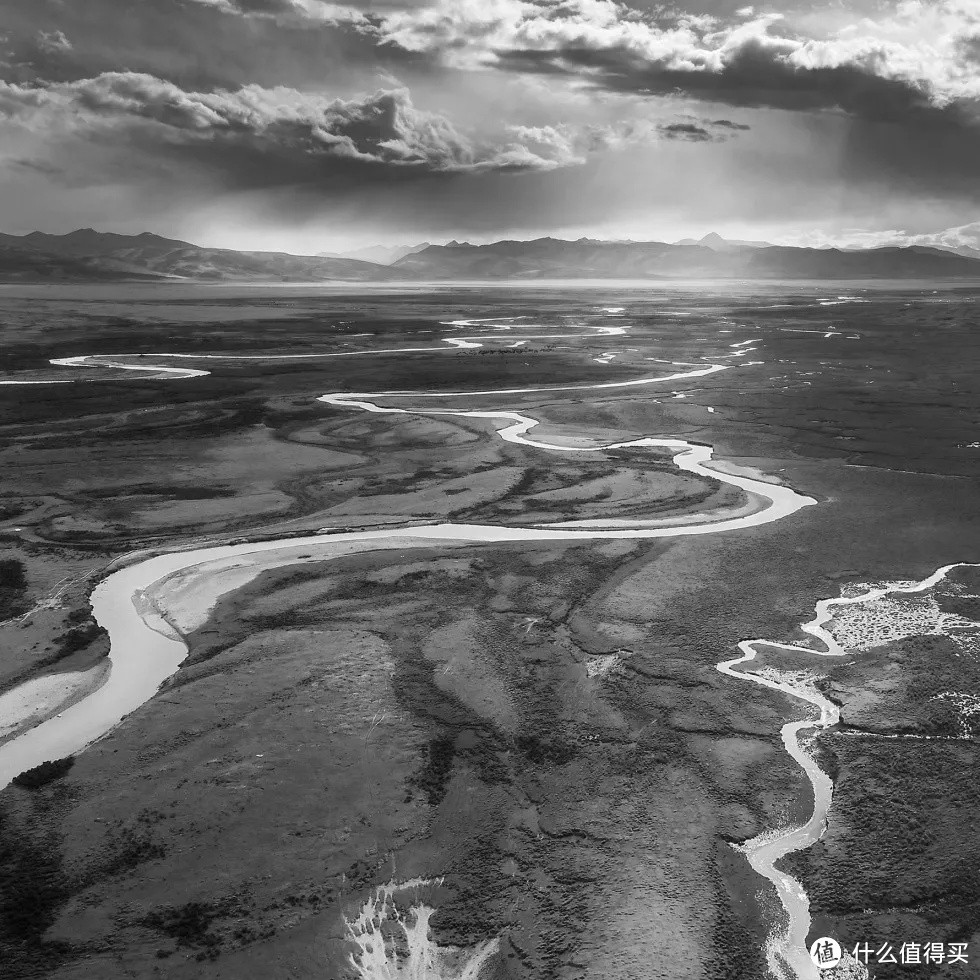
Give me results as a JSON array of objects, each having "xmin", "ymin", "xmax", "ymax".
[
  {"xmin": 0, "ymin": 73, "xmax": 589, "ymax": 185},
  {"xmin": 660, "ymin": 122, "xmax": 712, "ymax": 141},
  {"xmin": 184, "ymin": 0, "xmax": 366, "ymax": 18},
  {"xmin": 0, "ymin": 0, "xmax": 424, "ymax": 92},
  {"xmin": 0, "ymin": 70, "xmax": 742, "ymax": 198},
  {"xmin": 490, "ymin": 32, "xmax": 977, "ymax": 128},
  {"xmin": 189, "ymin": 0, "xmax": 312, "ymax": 12},
  {"xmin": 374, "ymin": 1, "xmax": 980, "ymax": 128},
  {"xmin": 1, "ymin": 0, "xmax": 976, "ymax": 243},
  {"xmin": 9, "ymin": 0, "xmax": 977, "ymax": 133},
  {"xmin": 656, "ymin": 118, "xmax": 747, "ymax": 142}
]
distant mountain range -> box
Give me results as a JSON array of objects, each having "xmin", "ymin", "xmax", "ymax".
[
  {"xmin": 390, "ymin": 236, "xmax": 980, "ymax": 280},
  {"xmin": 0, "ymin": 229, "xmax": 394, "ymax": 283},
  {"xmin": 913, "ymin": 242, "xmax": 980, "ymax": 261},
  {"xmin": 317, "ymin": 242, "xmax": 430, "ymax": 265},
  {"xmin": 2, "ymin": 228, "xmax": 980, "ymax": 283}
]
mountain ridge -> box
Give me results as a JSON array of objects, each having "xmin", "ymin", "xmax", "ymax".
[
  {"xmin": 391, "ymin": 237, "xmax": 980, "ymax": 280},
  {"xmin": 317, "ymin": 242, "xmax": 430, "ymax": 265},
  {"xmin": 0, "ymin": 229, "xmax": 396, "ymax": 283},
  {"xmin": 674, "ymin": 232, "xmax": 774, "ymax": 251},
  {"xmin": 3, "ymin": 229, "xmax": 980, "ymax": 282}
]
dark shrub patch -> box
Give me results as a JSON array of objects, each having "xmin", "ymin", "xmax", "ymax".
[
  {"xmin": 516, "ymin": 735, "xmax": 577, "ymax": 766},
  {"xmin": 411, "ymin": 736, "xmax": 456, "ymax": 805},
  {"xmin": 12, "ymin": 757, "xmax": 74, "ymax": 790},
  {"xmin": 144, "ymin": 902, "xmax": 219, "ymax": 947},
  {"xmin": 101, "ymin": 827, "xmax": 166, "ymax": 875},
  {"xmin": 55, "ymin": 623, "xmax": 106, "ymax": 658},
  {"xmin": 0, "ymin": 559, "xmax": 26, "ymax": 591},
  {"xmin": 0, "ymin": 557, "xmax": 28, "ymax": 619},
  {"xmin": 0, "ymin": 806, "xmax": 73, "ymax": 974}
]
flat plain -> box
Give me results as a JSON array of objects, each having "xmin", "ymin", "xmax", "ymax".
[{"xmin": 1, "ymin": 281, "xmax": 979, "ymax": 980}]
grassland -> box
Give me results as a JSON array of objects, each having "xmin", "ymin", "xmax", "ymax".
[{"xmin": 1, "ymin": 283, "xmax": 979, "ymax": 979}]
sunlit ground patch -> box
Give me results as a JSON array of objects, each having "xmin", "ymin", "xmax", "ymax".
[
  {"xmin": 827, "ymin": 592, "xmax": 977, "ymax": 652},
  {"xmin": 345, "ymin": 878, "xmax": 500, "ymax": 980}
]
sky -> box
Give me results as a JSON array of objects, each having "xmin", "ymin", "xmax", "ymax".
[{"xmin": 0, "ymin": 0, "xmax": 978, "ymax": 252}]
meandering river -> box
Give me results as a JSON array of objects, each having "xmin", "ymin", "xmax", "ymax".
[{"xmin": 0, "ymin": 317, "xmax": 886, "ymax": 979}]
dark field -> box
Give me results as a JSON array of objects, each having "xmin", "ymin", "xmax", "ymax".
[{"xmin": 1, "ymin": 281, "xmax": 979, "ymax": 979}]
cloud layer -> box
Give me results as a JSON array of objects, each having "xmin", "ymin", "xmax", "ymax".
[
  {"xmin": 0, "ymin": 0, "xmax": 976, "ymax": 245},
  {"xmin": 187, "ymin": 0, "xmax": 980, "ymax": 127},
  {"xmin": 0, "ymin": 74, "xmax": 575, "ymax": 179},
  {"xmin": 370, "ymin": 0, "xmax": 980, "ymax": 124},
  {"xmin": 0, "ymin": 71, "xmax": 750, "ymax": 190}
]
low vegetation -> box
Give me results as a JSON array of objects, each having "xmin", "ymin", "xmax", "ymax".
[
  {"xmin": 54, "ymin": 622, "xmax": 106, "ymax": 659},
  {"xmin": 0, "ymin": 804, "xmax": 73, "ymax": 976},
  {"xmin": 0, "ymin": 557, "xmax": 28, "ymax": 620},
  {"xmin": 11, "ymin": 756, "xmax": 74, "ymax": 790},
  {"xmin": 411, "ymin": 735, "xmax": 457, "ymax": 805}
]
